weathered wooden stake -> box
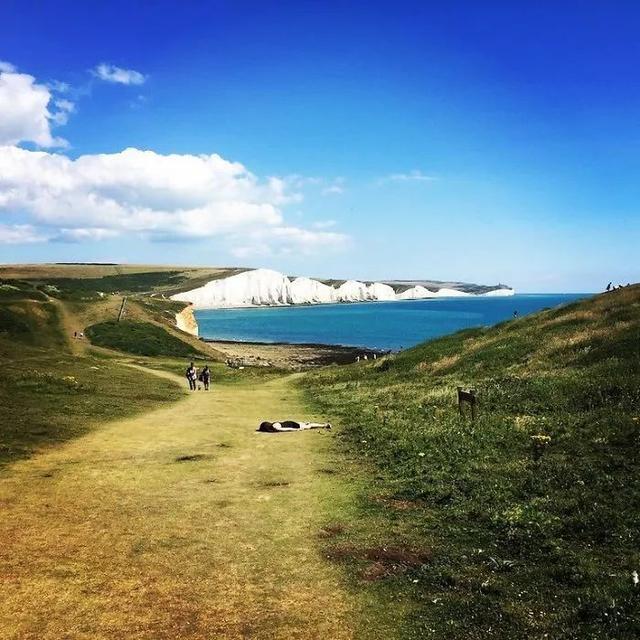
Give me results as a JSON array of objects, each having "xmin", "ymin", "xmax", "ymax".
[
  {"xmin": 457, "ymin": 386, "xmax": 477, "ymax": 422},
  {"xmin": 117, "ymin": 296, "xmax": 127, "ymax": 322}
]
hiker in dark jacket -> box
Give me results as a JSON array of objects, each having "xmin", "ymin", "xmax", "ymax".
[{"xmin": 200, "ymin": 365, "xmax": 211, "ymax": 391}]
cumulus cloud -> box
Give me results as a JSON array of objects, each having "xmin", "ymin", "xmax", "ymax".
[
  {"xmin": 92, "ymin": 63, "xmax": 146, "ymax": 85},
  {"xmin": 0, "ymin": 61, "xmax": 346, "ymax": 256},
  {"xmin": 0, "ymin": 63, "xmax": 72, "ymax": 147},
  {"xmin": 0, "ymin": 145, "xmax": 348, "ymax": 254}
]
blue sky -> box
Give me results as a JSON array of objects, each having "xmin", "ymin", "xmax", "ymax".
[{"xmin": 0, "ymin": 1, "xmax": 638, "ymax": 291}]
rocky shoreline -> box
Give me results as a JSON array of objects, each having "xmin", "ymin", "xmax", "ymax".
[{"xmin": 204, "ymin": 338, "xmax": 387, "ymax": 370}]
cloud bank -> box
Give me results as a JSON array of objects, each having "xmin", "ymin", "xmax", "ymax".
[
  {"xmin": 0, "ymin": 145, "xmax": 347, "ymax": 252},
  {"xmin": 0, "ymin": 61, "xmax": 348, "ymax": 255}
]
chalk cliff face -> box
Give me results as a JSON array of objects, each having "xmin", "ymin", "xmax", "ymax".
[
  {"xmin": 367, "ymin": 282, "xmax": 397, "ymax": 301},
  {"xmin": 336, "ymin": 280, "xmax": 370, "ymax": 302},
  {"xmin": 397, "ymin": 285, "xmax": 437, "ymax": 300},
  {"xmin": 170, "ymin": 268, "xmax": 515, "ymax": 309},
  {"xmin": 289, "ymin": 277, "xmax": 336, "ymax": 304},
  {"xmin": 175, "ymin": 304, "xmax": 199, "ymax": 336},
  {"xmin": 481, "ymin": 287, "xmax": 515, "ymax": 297}
]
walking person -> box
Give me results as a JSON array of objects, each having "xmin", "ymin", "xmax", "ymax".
[
  {"xmin": 200, "ymin": 365, "xmax": 211, "ymax": 391},
  {"xmin": 186, "ymin": 362, "xmax": 197, "ymax": 391}
]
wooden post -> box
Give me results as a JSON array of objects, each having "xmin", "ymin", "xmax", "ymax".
[
  {"xmin": 457, "ymin": 386, "xmax": 477, "ymax": 422},
  {"xmin": 117, "ymin": 296, "xmax": 127, "ymax": 322}
]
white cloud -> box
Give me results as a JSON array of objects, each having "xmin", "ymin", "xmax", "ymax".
[
  {"xmin": 0, "ymin": 61, "xmax": 345, "ymax": 255},
  {"xmin": 380, "ymin": 170, "xmax": 438, "ymax": 184},
  {"xmin": 0, "ymin": 223, "xmax": 46, "ymax": 244},
  {"xmin": 53, "ymin": 228, "xmax": 119, "ymax": 243},
  {"xmin": 312, "ymin": 220, "xmax": 337, "ymax": 229},
  {"xmin": 230, "ymin": 226, "xmax": 348, "ymax": 258},
  {"xmin": 0, "ymin": 145, "xmax": 349, "ymax": 254},
  {"xmin": 92, "ymin": 63, "xmax": 146, "ymax": 85},
  {"xmin": 0, "ymin": 64, "xmax": 72, "ymax": 147},
  {"xmin": 50, "ymin": 99, "xmax": 75, "ymax": 125},
  {"xmin": 48, "ymin": 80, "xmax": 70, "ymax": 93}
]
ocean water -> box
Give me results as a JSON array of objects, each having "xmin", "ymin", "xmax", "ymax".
[{"xmin": 195, "ymin": 294, "xmax": 588, "ymax": 351}]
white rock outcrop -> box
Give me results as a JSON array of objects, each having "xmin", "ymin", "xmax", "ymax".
[
  {"xmin": 172, "ymin": 269, "xmax": 290, "ymax": 308},
  {"xmin": 289, "ymin": 277, "xmax": 336, "ymax": 304},
  {"xmin": 482, "ymin": 287, "xmax": 515, "ymax": 297},
  {"xmin": 170, "ymin": 268, "xmax": 515, "ymax": 309},
  {"xmin": 397, "ymin": 285, "xmax": 437, "ymax": 300},
  {"xmin": 335, "ymin": 280, "xmax": 370, "ymax": 302},
  {"xmin": 367, "ymin": 282, "xmax": 397, "ymax": 301},
  {"xmin": 175, "ymin": 304, "xmax": 199, "ymax": 336},
  {"xmin": 434, "ymin": 288, "xmax": 472, "ymax": 297}
]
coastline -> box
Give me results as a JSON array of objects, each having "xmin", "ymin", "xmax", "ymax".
[{"xmin": 204, "ymin": 338, "xmax": 385, "ymax": 369}]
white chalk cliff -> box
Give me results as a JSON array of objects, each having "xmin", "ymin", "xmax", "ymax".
[
  {"xmin": 397, "ymin": 285, "xmax": 437, "ymax": 300},
  {"xmin": 171, "ymin": 268, "xmax": 515, "ymax": 309}
]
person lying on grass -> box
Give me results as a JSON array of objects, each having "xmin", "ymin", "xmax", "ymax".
[{"xmin": 257, "ymin": 421, "xmax": 332, "ymax": 433}]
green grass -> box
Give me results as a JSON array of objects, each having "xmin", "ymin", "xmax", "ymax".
[
  {"xmin": 0, "ymin": 299, "xmax": 65, "ymax": 348},
  {"xmin": 0, "ymin": 296, "xmax": 188, "ymax": 467},
  {"xmin": 302, "ymin": 285, "xmax": 640, "ymax": 639},
  {"xmin": 26, "ymin": 271, "xmax": 188, "ymax": 301},
  {"xmin": 86, "ymin": 320, "xmax": 208, "ymax": 358},
  {"xmin": 0, "ymin": 346, "xmax": 183, "ymax": 467},
  {"xmin": 0, "ymin": 280, "xmax": 49, "ymax": 302}
]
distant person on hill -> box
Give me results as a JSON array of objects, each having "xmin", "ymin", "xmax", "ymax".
[
  {"xmin": 200, "ymin": 365, "xmax": 211, "ymax": 391},
  {"xmin": 186, "ymin": 362, "xmax": 197, "ymax": 391},
  {"xmin": 513, "ymin": 310, "xmax": 519, "ymax": 319},
  {"xmin": 606, "ymin": 282, "xmax": 612, "ymax": 292}
]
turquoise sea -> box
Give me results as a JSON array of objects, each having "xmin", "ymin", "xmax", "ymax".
[{"xmin": 195, "ymin": 294, "xmax": 588, "ymax": 351}]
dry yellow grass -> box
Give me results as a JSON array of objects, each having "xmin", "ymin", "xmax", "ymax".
[
  {"xmin": 0, "ymin": 264, "xmax": 233, "ymax": 281},
  {"xmin": 0, "ymin": 368, "xmax": 359, "ymax": 639}
]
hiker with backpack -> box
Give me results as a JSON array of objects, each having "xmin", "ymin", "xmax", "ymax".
[
  {"xmin": 199, "ymin": 365, "xmax": 211, "ymax": 391},
  {"xmin": 186, "ymin": 362, "xmax": 197, "ymax": 391}
]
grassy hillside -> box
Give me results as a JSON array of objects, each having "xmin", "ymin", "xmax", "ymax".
[
  {"xmin": 0, "ymin": 283, "xmax": 187, "ymax": 467},
  {"xmin": 1, "ymin": 269, "xmax": 223, "ymax": 361},
  {"xmin": 86, "ymin": 320, "xmax": 207, "ymax": 358},
  {"xmin": 303, "ymin": 286, "xmax": 640, "ymax": 639}
]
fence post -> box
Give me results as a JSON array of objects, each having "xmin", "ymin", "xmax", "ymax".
[
  {"xmin": 117, "ymin": 296, "xmax": 127, "ymax": 322},
  {"xmin": 457, "ymin": 387, "xmax": 477, "ymax": 423}
]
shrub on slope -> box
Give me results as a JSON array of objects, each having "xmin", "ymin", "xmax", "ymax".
[
  {"xmin": 0, "ymin": 300, "xmax": 65, "ymax": 348},
  {"xmin": 86, "ymin": 320, "xmax": 205, "ymax": 357},
  {"xmin": 303, "ymin": 285, "xmax": 640, "ymax": 639}
]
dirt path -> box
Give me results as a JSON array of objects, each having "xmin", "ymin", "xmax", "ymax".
[
  {"xmin": 48, "ymin": 297, "xmax": 87, "ymax": 356},
  {"xmin": 0, "ymin": 370, "xmax": 358, "ymax": 639}
]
